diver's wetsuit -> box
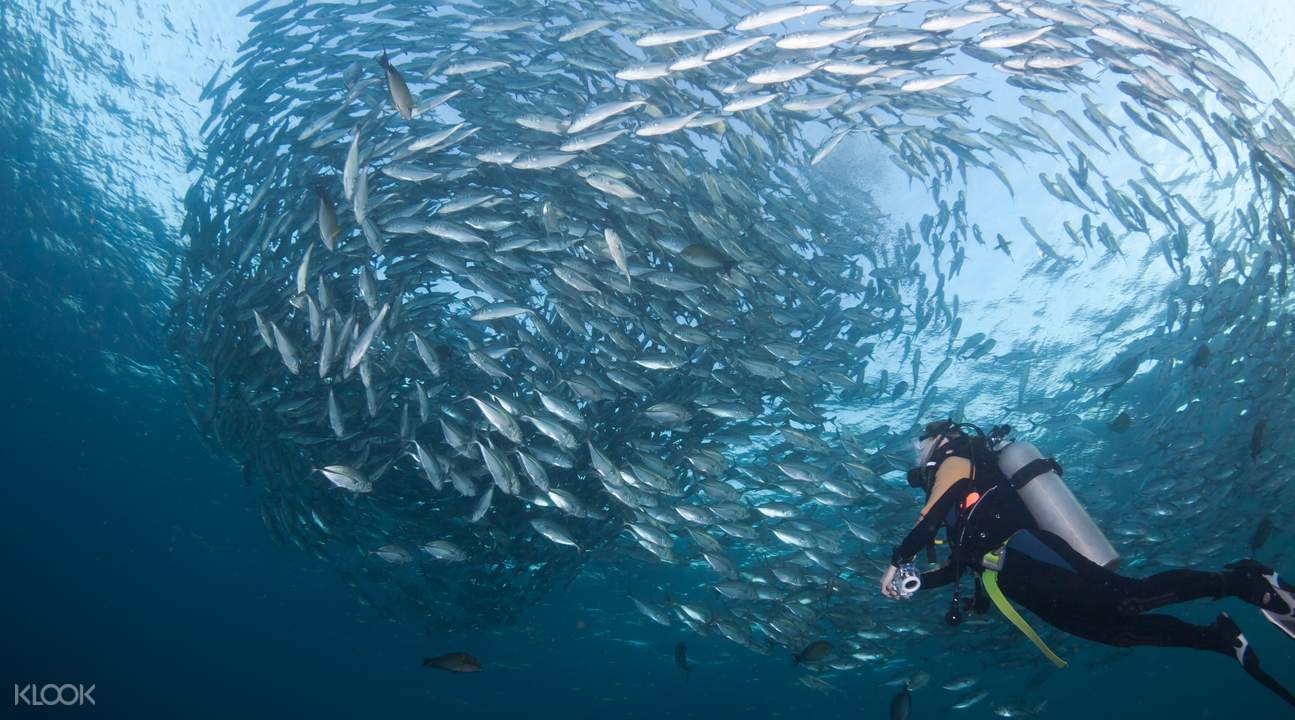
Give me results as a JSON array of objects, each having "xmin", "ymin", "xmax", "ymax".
[
  {"xmin": 995, "ymin": 529, "xmax": 1235, "ymax": 651},
  {"xmin": 892, "ymin": 434, "xmax": 1240, "ymax": 654}
]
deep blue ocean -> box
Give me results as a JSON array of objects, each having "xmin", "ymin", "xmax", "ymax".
[{"xmin": 3, "ymin": 0, "xmax": 1294, "ymax": 718}]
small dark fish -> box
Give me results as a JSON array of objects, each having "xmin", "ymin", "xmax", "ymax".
[
  {"xmin": 1190, "ymin": 344, "xmax": 1212, "ymax": 368},
  {"xmin": 1251, "ymin": 419, "xmax": 1266, "ymax": 460},
  {"xmin": 1250, "ymin": 514, "xmax": 1274, "ymax": 553},
  {"xmin": 1107, "ymin": 411, "xmax": 1132, "ymax": 433},
  {"xmin": 423, "ymin": 652, "xmax": 482, "ymax": 673},
  {"xmin": 674, "ymin": 641, "xmax": 695, "ymax": 681},
  {"xmin": 890, "ymin": 686, "xmax": 911, "ymax": 720},
  {"xmin": 792, "ymin": 639, "xmax": 832, "ymax": 664},
  {"xmin": 994, "ymin": 233, "xmax": 1012, "ymax": 257}
]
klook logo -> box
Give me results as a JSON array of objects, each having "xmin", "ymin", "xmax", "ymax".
[{"xmin": 14, "ymin": 684, "xmax": 96, "ymax": 706}]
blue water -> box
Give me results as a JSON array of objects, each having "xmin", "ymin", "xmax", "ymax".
[
  {"xmin": 4, "ymin": 372, "xmax": 1285, "ymax": 719},
  {"xmin": 3, "ymin": 0, "xmax": 1294, "ymax": 717}
]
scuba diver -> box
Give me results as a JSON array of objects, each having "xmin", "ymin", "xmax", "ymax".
[{"xmin": 880, "ymin": 420, "xmax": 1295, "ymax": 708}]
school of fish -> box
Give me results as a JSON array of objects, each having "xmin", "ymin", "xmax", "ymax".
[{"xmin": 169, "ymin": 0, "xmax": 1295, "ymax": 711}]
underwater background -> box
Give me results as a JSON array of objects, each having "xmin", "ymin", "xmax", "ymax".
[{"xmin": 2, "ymin": 0, "xmax": 1294, "ymax": 717}]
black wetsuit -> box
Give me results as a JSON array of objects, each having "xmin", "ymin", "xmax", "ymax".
[{"xmin": 892, "ymin": 434, "xmax": 1243, "ymax": 654}]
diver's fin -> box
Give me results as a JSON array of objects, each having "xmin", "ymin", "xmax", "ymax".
[
  {"xmin": 1260, "ymin": 570, "xmax": 1295, "ymax": 641},
  {"xmin": 1214, "ymin": 613, "xmax": 1295, "ymax": 709},
  {"xmin": 1227, "ymin": 559, "xmax": 1295, "ymax": 641},
  {"xmin": 1260, "ymin": 606, "xmax": 1295, "ymax": 642}
]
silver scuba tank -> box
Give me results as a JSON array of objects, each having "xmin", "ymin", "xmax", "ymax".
[{"xmin": 995, "ymin": 440, "xmax": 1121, "ymax": 570}]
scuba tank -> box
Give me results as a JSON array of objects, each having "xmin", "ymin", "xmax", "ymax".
[{"xmin": 994, "ymin": 439, "xmax": 1121, "ymax": 570}]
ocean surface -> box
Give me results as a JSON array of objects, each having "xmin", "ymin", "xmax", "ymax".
[{"xmin": 2, "ymin": 0, "xmax": 1293, "ymax": 718}]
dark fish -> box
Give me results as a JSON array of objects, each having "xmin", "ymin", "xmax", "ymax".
[
  {"xmin": 994, "ymin": 233, "xmax": 1012, "ymax": 257},
  {"xmin": 1190, "ymin": 344, "xmax": 1212, "ymax": 368},
  {"xmin": 792, "ymin": 639, "xmax": 832, "ymax": 664},
  {"xmin": 890, "ymin": 686, "xmax": 911, "ymax": 720},
  {"xmin": 1250, "ymin": 515, "xmax": 1274, "ymax": 553},
  {"xmin": 422, "ymin": 652, "xmax": 482, "ymax": 673},
  {"xmin": 1251, "ymin": 420, "xmax": 1266, "ymax": 460},
  {"xmin": 1107, "ymin": 411, "xmax": 1132, "ymax": 433},
  {"xmin": 674, "ymin": 641, "xmax": 695, "ymax": 681}
]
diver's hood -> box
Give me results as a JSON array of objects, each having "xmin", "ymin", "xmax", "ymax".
[{"xmin": 914, "ymin": 435, "xmax": 942, "ymax": 467}]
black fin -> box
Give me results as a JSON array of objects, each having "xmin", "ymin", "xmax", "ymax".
[
  {"xmin": 1240, "ymin": 647, "xmax": 1295, "ymax": 709},
  {"xmin": 1216, "ymin": 614, "xmax": 1295, "ymax": 708}
]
